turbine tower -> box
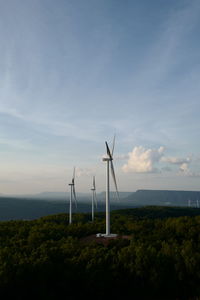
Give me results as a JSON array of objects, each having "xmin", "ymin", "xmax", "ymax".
[
  {"xmin": 68, "ymin": 167, "xmax": 77, "ymax": 224},
  {"xmin": 91, "ymin": 176, "xmax": 97, "ymax": 221},
  {"xmin": 97, "ymin": 136, "xmax": 119, "ymax": 238}
]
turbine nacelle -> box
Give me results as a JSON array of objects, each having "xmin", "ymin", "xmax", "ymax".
[
  {"xmin": 103, "ymin": 139, "xmax": 120, "ymax": 202},
  {"xmin": 102, "ymin": 157, "xmax": 111, "ymax": 162}
]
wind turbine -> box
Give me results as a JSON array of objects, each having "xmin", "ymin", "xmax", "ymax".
[
  {"xmin": 91, "ymin": 176, "xmax": 97, "ymax": 221},
  {"xmin": 97, "ymin": 136, "xmax": 119, "ymax": 238},
  {"xmin": 68, "ymin": 167, "xmax": 77, "ymax": 224}
]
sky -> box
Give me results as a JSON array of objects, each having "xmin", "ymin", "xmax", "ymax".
[{"xmin": 1, "ymin": 0, "xmax": 200, "ymax": 194}]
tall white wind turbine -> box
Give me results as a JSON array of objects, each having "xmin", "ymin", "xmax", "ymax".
[
  {"xmin": 91, "ymin": 176, "xmax": 97, "ymax": 221},
  {"xmin": 97, "ymin": 137, "xmax": 119, "ymax": 238},
  {"xmin": 68, "ymin": 167, "xmax": 77, "ymax": 224}
]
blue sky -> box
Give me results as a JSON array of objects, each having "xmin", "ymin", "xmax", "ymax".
[{"xmin": 1, "ymin": 0, "xmax": 200, "ymax": 194}]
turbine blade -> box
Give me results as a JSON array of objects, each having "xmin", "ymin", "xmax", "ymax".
[
  {"xmin": 93, "ymin": 176, "xmax": 96, "ymax": 190},
  {"xmin": 110, "ymin": 160, "xmax": 120, "ymax": 201},
  {"xmin": 73, "ymin": 167, "xmax": 75, "ymax": 180},
  {"xmin": 111, "ymin": 135, "xmax": 116, "ymax": 156},
  {"xmin": 105, "ymin": 142, "xmax": 112, "ymax": 159},
  {"xmin": 73, "ymin": 185, "xmax": 77, "ymax": 208},
  {"xmin": 71, "ymin": 167, "xmax": 75, "ymax": 185}
]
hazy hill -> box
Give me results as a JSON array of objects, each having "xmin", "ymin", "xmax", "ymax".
[
  {"xmin": 98, "ymin": 191, "xmax": 132, "ymax": 200},
  {"xmin": 0, "ymin": 196, "xmax": 136, "ymax": 221},
  {"xmin": 4, "ymin": 191, "xmax": 131, "ymax": 201},
  {"xmin": 125, "ymin": 189, "xmax": 200, "ymax": 206},
  {"xmin": 6, "ymin": 191, "xmax": 90, "ymax": 200},
  {"xmin": 1, "ymin": 189, "xmax": 200, "ymax": 221}
]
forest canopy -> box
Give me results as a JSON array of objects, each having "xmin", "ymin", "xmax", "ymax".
[{"xmin": 1, "ymin": 206, "xmax": 200, "ymax": 299}]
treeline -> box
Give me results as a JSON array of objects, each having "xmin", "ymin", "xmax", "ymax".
[{"xmin": 1, "ymin": 207, "xmax": 200, "ymax": 299}]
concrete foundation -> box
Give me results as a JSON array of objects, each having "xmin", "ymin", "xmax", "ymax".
[{"xmin": 96, "ymin": 233, "xmax": 118, "ymax": 238}]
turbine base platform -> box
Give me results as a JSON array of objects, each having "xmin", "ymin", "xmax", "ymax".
[{"xmin": 96, "ymin": 233, "xmax": 118, "ymax": 238}]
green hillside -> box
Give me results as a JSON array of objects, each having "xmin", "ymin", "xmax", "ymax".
[{"xmin": 1, "ymin": 207, "xmax": 200, "ymax": 299}]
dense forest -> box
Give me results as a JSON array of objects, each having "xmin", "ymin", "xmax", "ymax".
[{"xmin": 1, "ymin": 206, "xmax": 200, "ymax": 299}]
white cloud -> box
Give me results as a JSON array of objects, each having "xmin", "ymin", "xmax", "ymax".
[
  {"xmin": 121, "ymin": 146, "xmax": 198, "ymax": 177},
  {"xmin": 161, "ymin": 156, "xmax": 195, "ymax": 177},
  {"xmin": 179, "ymin": 162, "xmax": 190, "ymax": 174},
  {"xmin": 161, "ymin": 156, "xmax": 191, "ymax": 165},
  {"xmin": 122, "ymin": 146, "xmax": 165, "ymax": 173},
  {"xmin": 178, "ymin": 162, "xmax": 200, "ymax": 177}
]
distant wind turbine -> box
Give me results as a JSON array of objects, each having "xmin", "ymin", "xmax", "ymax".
[
  {"xmin": 97, "ymin": 136, "xmax": 119, "ymax": 238},
  {"xmin": 68, "ymin": 167, "xmax": 77, "ymax": 224},
  {"xmin": 91, "ymin": 176, "xmax": 97, "ymax": 221}
]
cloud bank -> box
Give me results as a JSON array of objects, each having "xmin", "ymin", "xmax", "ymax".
[
  {"xmin": 161, "ymin": 156, "xmax": 194, "ymax": 176},
  {"xmin": 122, "ymin": 146, "xmax": 198, "ymax": 177}
]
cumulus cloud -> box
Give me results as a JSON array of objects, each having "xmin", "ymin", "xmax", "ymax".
[
  {"xmin": 178, "ymin": 162, "xmax": 200, "ymax": 177},
  {"xmin": 122, "ymin": 146, "xmax": 165, "ymax": 173},
  {"xmin": 161, "ymin": 156, "xmax": 191, "ymax": 165},
  {"xmin": 179, "ymin": 163, "xmax": 190, "ymax": 173},
  {"xmin": 161, "ymin": 156, "xmax": 194, "ymax": 176}
]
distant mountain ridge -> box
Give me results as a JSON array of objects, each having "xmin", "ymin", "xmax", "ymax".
[
  {"xmin": 1, "ymin": 189, "xmax": 200, "ymax": 205},
  {"xmin": 98, "ymin": 191, "xmax": 132, "ymax": 199},
  {"xmin": 0, "ymin": 196, "xmax": 135, "ymax": 221},
  {"xmin": 1, "ymin": 189, "xmax": 200, "ymax": 221},
  {"xmin": 1, "ymin": 191, "xmax": 90, "ymax": 200},
  {"xmin": 125, "ymin": 189, "xmax": 200, "ymax": 206},
  {"xmin": 1, "ymin": 191, "xmax": 132, "ymax": 201}
]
